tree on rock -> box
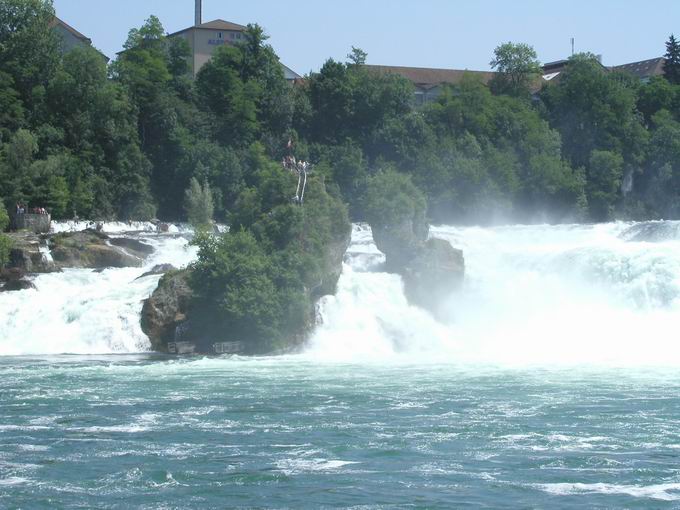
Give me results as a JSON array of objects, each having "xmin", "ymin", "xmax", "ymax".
[
  {"xmin": 362, "ymin": 169, "xmax": 464, "ymax": 318},
  {"xmin": 363, "ymin": 169, "xmax": 428, "ymax": 269}
]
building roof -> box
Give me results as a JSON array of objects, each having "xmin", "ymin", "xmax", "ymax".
[
  {"xmin": 363, "ymin": 64, "xmax": 495, "ymax": 87},
  {"xmin": 281, "ymin": 63, "xmax": 301, "ymax": 80},
  {"xmin": 49, "ymin": 17, "xmax": 92, "ymax": 43},
  {"xmin": 168, "ymin": 19, "xmax": 247, "ymax": 37},
  {"xmin": 611, "ymin": 57, "xmax": 666, "ymax": 79}
]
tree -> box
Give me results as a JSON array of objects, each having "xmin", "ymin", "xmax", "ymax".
[
  {"xmin": 0, "ymin": 0, "xmax": 59, "ymax": 107},
  {"xmin": 542, "ymin": 53, "xmax": 647, "ymax": 170},
  {"xmin": 0, "ymin": 234, "xmax": 11, "ymax": 268},
  {"xmin": 489, "ymin": 42, "xmax": 541, "ymax": 98},
  {"xmin": 664, "ymin": 34, "xmax": 680, "ymax": 85},
  {"xmin": 0, "ymin": 199, "xmax": 9, "ymax": 231},
  {"xmin": 196, "ymin": 45, "xmax": 259, "ymax": 146},
  {"xmin": 184, "ymin": 177, "xmax": 214, "ymax": 228},
  {"xmin": 587, "ymin": 150, "xmax": 623, "ymax": 221},
  {"xmin": 347, "ymin": 46, "xmax": 367, "ymax": 66}
]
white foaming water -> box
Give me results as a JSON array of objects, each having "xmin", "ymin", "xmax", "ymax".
[
  {"xmin": 306, "ymin": 222, "xmax": 680, "ymax": 366},
  {"xmin": 0, "ymin": 234, "xmax": 197, "ymax": 355},
  {"xmin": 3, "ymin": 221, "xmax": 680, "ymax": 363}
]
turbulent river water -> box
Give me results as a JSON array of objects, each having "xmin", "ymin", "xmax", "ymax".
[{"xmin": 2, "ymin": 221, "xmax": 680, "ymax": 508}]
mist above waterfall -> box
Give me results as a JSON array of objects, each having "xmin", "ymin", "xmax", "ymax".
[{"xmin": 307, "ymin": 222, "xmax": 680, "ymax": 366}]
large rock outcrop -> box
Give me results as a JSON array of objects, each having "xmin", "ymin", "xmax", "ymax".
[
  {"xmin": 140, "ymin": 270, "xmax": 193, "ymax": 352},
  {"xmin": 401, "ymin": 238, "xmax": 465, "ymax": 316},
  {"xmin": 8, "ymin": 232, "xmax": 57, "ymax": 273},
  {"xmin": 371, "ymin": 218, "xmax": 465, "ymax": 316},
  {"xmin": 0, "ymin": 268, "xmax": 36, "ymax": 292},
  {"xmin": 49, "ymin": 230, "xmax": 151, "ymax": 269},
  {"xmin": 372, "ymin": 217, "xmax": 429, "ymax": 271},
  {"xmin": 7, "ymin": 230, "xmax": 155, "ymax": 272},
  {"xmin": 362, "ymin": 170, "xmax": 464, "ymax": 315}
]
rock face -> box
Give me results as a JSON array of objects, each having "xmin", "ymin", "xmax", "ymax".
[
  {"xmin": 7, "ymin": 230, "xmax": 154, "ymax": 272},
  {"xmin": 136, "ymin": 263, "xmax": 177, "ymax": 280},
  {"xmin": 109, "ymin": 237, "xmax": 155, "ymax": 255},
  {"xmin": 141, "ymin": 224, "xmax": 353, "ymax": 355},
  {"xmin": 0, "ymin": 268, "xmax": 36, "ymax": 292},
  {"xmin": 8, "ymin": 232, "xmax": 57, "ymax": 273},
  {"xmin": 311, "ymin": 227, "xmax": 352, "ymax": 298},
  {"xmin": 372, "ymin": 218, "xmax": 429, "ymax": 271},
  {"xmin": 140, "ymin": 271, "xmax": 193, "ymax": 352},
  {"xmin": 401, "ymin": 238, "xmax": 465, "ymax": 317},
  {"xmin": 49, "ymin": 230, "xmax": 150, "ymax": 269},
  {"xmin": 369, "ymin": 217, "xmax": 465, "ymax": 316}
]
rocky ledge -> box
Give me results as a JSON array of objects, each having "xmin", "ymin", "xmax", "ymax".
[
  {"xmin": 7, "ymin": 229, "xmax": 154, "ymax": 274},
  {"xmin": 370, "ymin": 217, "xmax": 465, "ymax": 317},
  {"xmin": 141, "ymin": 226, "xmax": 352, "ymax": 355}
]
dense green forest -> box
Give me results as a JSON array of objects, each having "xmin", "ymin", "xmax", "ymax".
[{"xmin": 2, "ymin": 0, "xmax": 680, "ymax": 228}]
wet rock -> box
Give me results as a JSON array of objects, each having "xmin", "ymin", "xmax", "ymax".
[
  {"xmin": 620, "ymin": 221, "xmax": 680, "ymax": 243},
  {"xmin": 368, "ymin": 218, "xmax": 465, "ymax": 316},
  {"xmin": 141, "ymin": 271, "xmax": 193, "ymax": 351},
  {"xmin": 372, "ymin": 217, "xmax": 429, "ymax": 271},
  {"xmin": 109, "ymin": 237, "xmax": 155, "ymax": 256},
  {"xmin": 1, "ymin": 278, "xmax": 36, "ymax": 292},
  {"xmin": 136, "ymin": 263, "xmax": 177, "ymax": 280},
  {"xmin": 401, "ymin": 238, "xmax": 465, "ymax": 318},
  {"xmin": 49, "ymin": 230, "xmax": 143, "ymax": 269},
  {"xmin": 0, "ymin": 268, "xmax": 36, "ymax": 292},
  {"xmin": 7, "ymin": 232, "xmax": 58, "ymax": 273}
]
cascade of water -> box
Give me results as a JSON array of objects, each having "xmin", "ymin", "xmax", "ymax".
[
  {"xmin": 2, "ymin": 221, "xmax": 680, "ymax": 363},
  {"xmin": 306, "ymin": 222, "xmax": 680, "ymax": 366},
  {"xmin": 0, "ymin": 234, "xmax": 197, "ymax": 355}
]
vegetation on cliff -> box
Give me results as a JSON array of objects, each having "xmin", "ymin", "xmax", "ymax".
[
  {"xmin": 155, "ymin": 151, "xmax": 350, "ymax": 352},
  {"xmin": 2, "ymin": 1, "xmax": 680, "ymax": 226}
]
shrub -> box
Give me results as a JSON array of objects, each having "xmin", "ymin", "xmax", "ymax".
[{"xmin": 0, "ymin": 234, "xmax": 12, "ymax": 268}]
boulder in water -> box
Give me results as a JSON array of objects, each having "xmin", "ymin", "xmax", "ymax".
[
  {"xmin": 620, "ymin": 221, "xmax": 680, "ymax": 243},
  {"xmin": 0, "ymin": 267, "xmax": 36, "ymax": 292},
  {"xmin": 7, "ymin": 232, "xmax": 58, "ymax": 273},
  {"xmin": 1, "ymin": 278, "xmax": 36, "ymax": 292},
  {"xmin": 141, "ymin": 270, "xmax": 193, "ymax": 351},
  {"xmin": 401, "ymin": 238, "xmax": 464, "ymax": 317},
  {"xmin": 136, "ymin": 263, "xmax": 177, "ymax": 280},
  {"xmin": 49, "ymin": 230, "xmax": 144, "ymax": 269},
  {"xmin": 372, "ymin": 217, "xmax": 429, "ymax": 271},
  {"xmin": 109, "ymin": 237, "xmax": 155, "ymax": 256}
]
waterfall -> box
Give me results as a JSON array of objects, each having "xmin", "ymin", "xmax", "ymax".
[
  {"xmin": 306, "ymin": 222, "xmax": 680, "ymax": 366},
  {"xmin": 2, "ymin": 221, "xmax": 680, "ymax": 364},
  {"xmin": 0, "ymin": 225, "xmax": 197, "ymax": 356}
]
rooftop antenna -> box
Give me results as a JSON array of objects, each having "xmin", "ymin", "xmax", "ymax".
[
  {"xmin": 195, "ymin": 0, "xmax": 202, "ymax": 26},
  {"xmin": 571, "ymin": 37, "xmax": 575, "ymax": 56}
]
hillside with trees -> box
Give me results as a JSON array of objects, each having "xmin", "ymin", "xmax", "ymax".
[{"xmin": 3, "ymin": 1, "xmax": 680, "ymax": 229}]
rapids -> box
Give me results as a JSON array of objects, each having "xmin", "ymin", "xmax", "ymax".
[
  {"xmin": 1, "ymin": 221, "xmax": 680, "ymax": 366},
  {"xmin": 310, "ymin": 221, "xmax": 680, "ymax": 366},
  {"xmin": 0, "ymin": 224, "xmax": 197, "ymax": 355}
]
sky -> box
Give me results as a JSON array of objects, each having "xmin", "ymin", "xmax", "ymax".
[{"xmin": 52, "ymin": 0, "xmax": 680, "ymax": 74}]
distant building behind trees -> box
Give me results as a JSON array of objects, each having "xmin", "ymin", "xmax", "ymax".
[{"xmin": 49, "ymin": 16, "xmax": 108, "ymax": 61}]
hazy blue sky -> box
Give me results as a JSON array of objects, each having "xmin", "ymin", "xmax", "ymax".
[{"xmin": 52, "ymin": 0, "xmax": 680, "ymax": 74}]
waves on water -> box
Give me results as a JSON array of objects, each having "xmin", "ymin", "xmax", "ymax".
[
  {"xmin": 0, "ymin": 234, "xmax": 197, "ymax": 355},
  {"xmin": 307, "ymin": 222, "xmax": 680, "ymax": 366}
]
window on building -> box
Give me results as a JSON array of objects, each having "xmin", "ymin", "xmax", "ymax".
[
  {"xmin": 230, "ymin": 33, "xmax": 236, "ymax": 39},
  {"xmin": 218, "ymin": 32, "xmax": 223, "ymax": 39}
]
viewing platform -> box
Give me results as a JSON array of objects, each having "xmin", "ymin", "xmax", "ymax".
[{"xmin": 11, "ymin": 211, "xmax": 51, "ymax": 234}]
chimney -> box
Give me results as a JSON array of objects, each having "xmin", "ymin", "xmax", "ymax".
[{"xmin": 195, "ymin": 0, "xmax": 202, "ymax": 26}]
